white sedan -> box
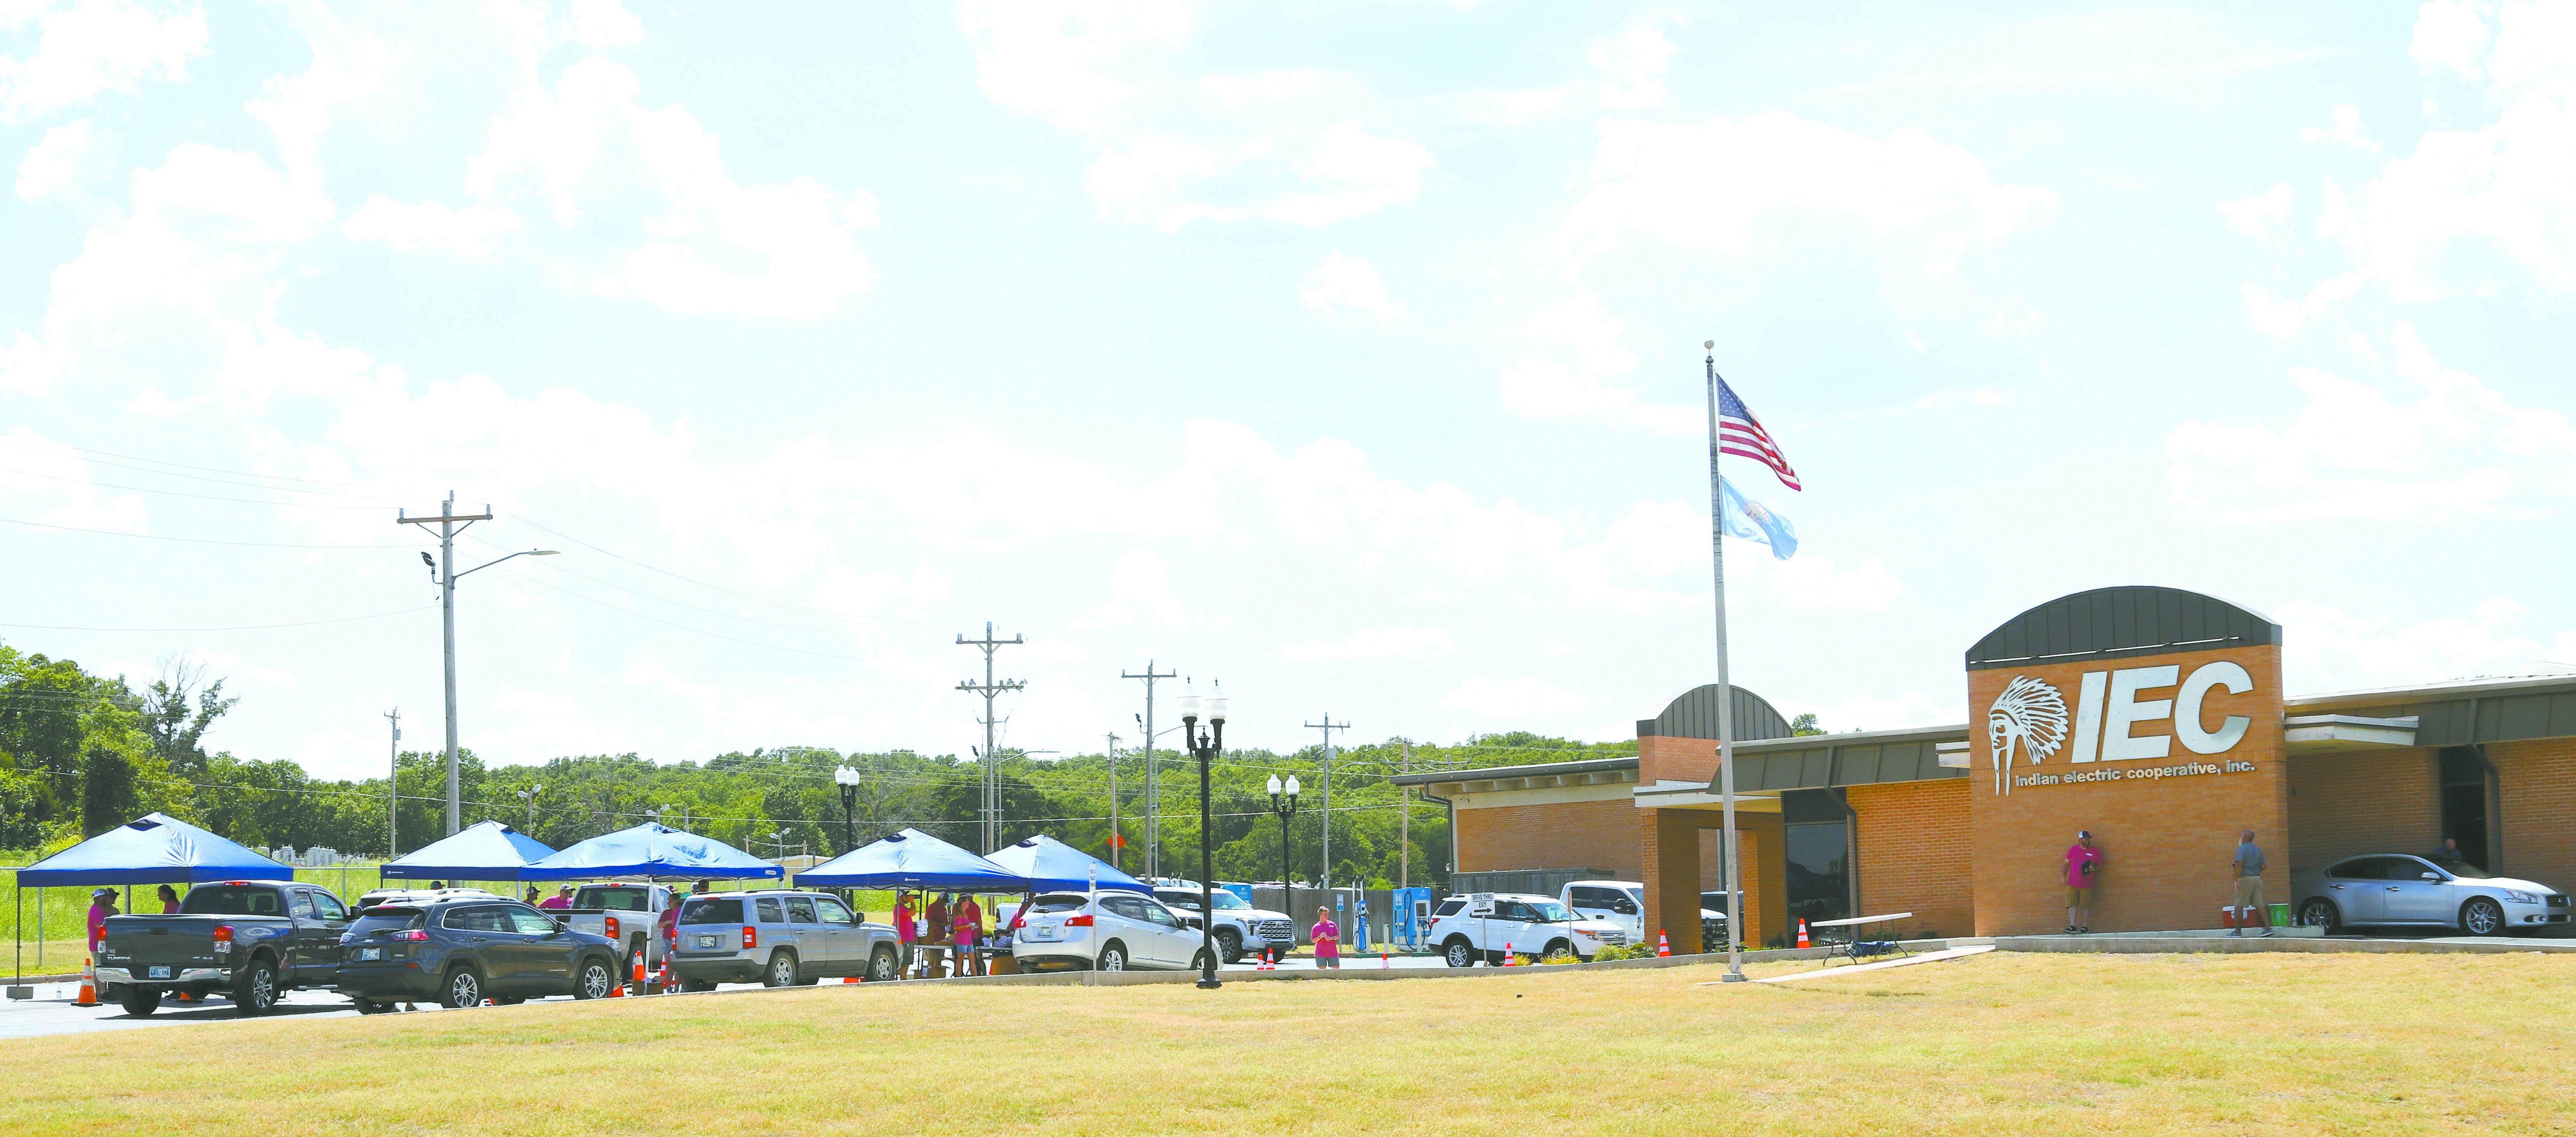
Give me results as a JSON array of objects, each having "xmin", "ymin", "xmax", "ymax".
[
  {"xmin": 1012, "ymin": 890, "xmax": 1219, "ymax": 972},
  {"xmin": 2292, "ymin": 854, "xmax": 2571, "ymax": 936}
]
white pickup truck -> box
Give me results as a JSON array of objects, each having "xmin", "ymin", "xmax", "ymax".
[
  {"xmin": 1562, "ymin": 880, "xmax": 1728, "ymax": 953},
  {"xmin": 557, "ymin": 883, "xmax": 675, "ymax": 972},
  {"xmin": 1425, "ymin": 893, "xmax": 1624, "ymax": 967}
]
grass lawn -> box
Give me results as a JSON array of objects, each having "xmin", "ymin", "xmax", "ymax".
[{"xmin": 5, "ymin": 951, "xmax": 2573, "ymax": 1135}]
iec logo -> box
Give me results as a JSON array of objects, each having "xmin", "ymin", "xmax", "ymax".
[{"xmin": 1987, "ymin": 662, "xmax": 2259, "ymax": 794}]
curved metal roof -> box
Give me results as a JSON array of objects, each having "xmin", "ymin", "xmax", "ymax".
[
  {"xmin": 1636, "ymin": 684, "xmax": 1792, "ymax": 741},
  {"xmin": 1967, "ymin": 585, "xmax": 2280, "ymax": 672}
]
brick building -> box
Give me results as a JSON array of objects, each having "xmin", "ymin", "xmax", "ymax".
[{"xmin": 1396, "ymin": 586, "xmax": 2576, "ymax": 951}]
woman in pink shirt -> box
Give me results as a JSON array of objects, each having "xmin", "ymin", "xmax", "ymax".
[
  {"xmin": 1310, "ymin": 906, "xmax": 1340, "ymax": 970},
  {"xmin": 2064, "ymin": 830, "xmax": 2103, "ymax": 934}
]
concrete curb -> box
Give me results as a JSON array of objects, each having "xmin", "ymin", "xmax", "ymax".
[{"xmin": 1992, "ymin": 934, "xmax": 2576, "ymax": 956}]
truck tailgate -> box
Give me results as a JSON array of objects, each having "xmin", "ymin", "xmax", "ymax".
[{"xmin": 107, "ymin": 917, "xmax": 228, "ymax": 970}]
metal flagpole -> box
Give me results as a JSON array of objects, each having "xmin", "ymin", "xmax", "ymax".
[{"xmin": 1706, "ymin": 341, "xmax": 1746, "ymax": 983}]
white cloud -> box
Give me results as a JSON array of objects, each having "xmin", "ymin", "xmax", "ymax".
[
  {"xmin": 955, "ymin": 0, "xmax": 1190, "ymax": 134},
  {"xmin": 1496, "ymin": 290, "xmax": 1695, "ymax": 433},
  {"xmin": 2411, "ymin": 0, "xmax": 2492, "ymax": 80},
  {"xmin": 2301, "ymin": 104, "xmax": 2380, "ymax": 152},
  {"xmin": 1778, "ymin": 689, "xmax": 1964, "ymax": 734},
  {"xmin": 0, "ymin": 0, "xmax": 207, "ymax": 123},
  {"xmin": 1073, "ymin": 547, "xmax": 1189, "ymax": 630},
  {"xmin": 1280, "ymin": 626, "xmax": 1454, "ymax": 662},
  {"xmin": 2218, "ymin": 183, "xmax": 2294, "ymax": 243},
  {"xmin": 1591, "ymin": 25, "xmax": 1676, "ymax": 111},
  {"xmin": 1085, "ymin": 134, "xmax": 1239, "ymax": 230},
  {"xmin": 2280, "ymin": 596, "xmax": 2576, "ymax": 687},
  {"xmin": 343, "ymin": 197, "xmax": 525, "ymax": 255},
  {"xmin": 14, "ymin": 116, "xmax": 95, "ymax": 199},
  {"xmin": 2167, "ymin": 323, "xmax": 2576, "ymax": 524},
  {"xmin": 1443, "ymin": 676, "xmax": 1591, "ymax": 718},
  {"xmin": 1298, "ymin": 251, "xmax": 1404, "ymax": 322},
  {"xmin": 0, "ymin": 426, "xmax": 145, "ymax": 531},
  {"xmin": 466, "ymin": 56, "xmax": 878, "ymax": 317},
  {"xmin": 1262, "ymin": 123, "xmax": 1435, "ymax": 226},
  {"xmin": 1565, "ymin": 113, "xmax": 2058, "ymax": 278}
]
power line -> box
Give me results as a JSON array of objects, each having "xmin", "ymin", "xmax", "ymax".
[
  {"xmin": 0, "ymin": 435, "xmax": 426, "ymax": 493},
  {"xmin": 0, "ymin": 464, "xmax": 388, "ymax": 510},
  {"xmin": 510, "ymin": 516, "xmax": 949, "ymax": 627},
  {"xmin": 0, "ymin": 514, "xmax": 423, "ymax": 548},
  {"xmin": 0, "ymin": 605, "xmax": 432, "ymax": 633}
]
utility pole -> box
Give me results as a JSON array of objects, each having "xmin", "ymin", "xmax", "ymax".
[
  {"xmin": 397, "ymin": 493, "xmax": 554, "ymax": 837},
  {"xmin": 1304, "ymin": 714, "xmax": 1350, "ymax": 897},
  {"xmin": 955, "ymin": 622, "xmax": 1025, "ymax": 854},
  {"xmin": 384, "ymin": 709, "xmax": 401, "ymax": 857},
  {"xmin": 1106, "ymin": 731, "xmax": 1122, "ymax": 871},
  {"xmin": 1121, "ymin": 661, "xmax": 1176, "ymax": 880},
  {"xmin": 1399, "ymin": 740, "xmax": 1410, "ymax": 890}
]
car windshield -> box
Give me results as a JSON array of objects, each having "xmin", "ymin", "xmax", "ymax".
[
  {"xmin": 678, "ymin": 897, "xmax": 743, "ymax": 925},
  {"xmin": 350, "ymin": 911, "xmax": 424, "ymax": 936},
  {"xmin": 1208, "ymin": 891, "xmax": 1250, "ymax": 910},
  {"xmin": 574, "ymin": 886, "xmax": 654, "ymax": 911},
  {"xmin": 179, "ymin": 886, "xmax": 283, "ymax": 916},
  {"xmin": 1531, "ymin": 901, "xmax": 1575, "ymax": 923},
  {"xmin": 2426, "ymin": 857, "xmax": 2497, "ymax": 879},
  {"xmin": 1029, "ymin": 893, "xmax": 1089, "ymax": 914}
]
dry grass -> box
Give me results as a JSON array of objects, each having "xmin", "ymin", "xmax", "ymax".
[{"xmin": 5, "ymin": 951, "xmax": 2574, "ymax": 1135}]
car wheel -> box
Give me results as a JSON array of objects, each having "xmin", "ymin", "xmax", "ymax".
[
  {"xmin": 441, "ymin": 967, "xmax": 483, "ymax": 1010},
  {"xmin": 1097, "ymin": 941, "xmax": 1129, "ymax": 972},
  {"xmin": 119, "ymin": 986, "xmax": 162, "ymax": 1017},
  {"xmin": 1542, "ymin": 940, "xmax": 1575, "ymax": 964},
  {"xmin": 868, "ymin": 947, "xmax": 898, "ymax": 983},
  {"xmin": 2461, "ymin": 897, "xmax": 2506, "ymax": 937},
  {"xmin": 233, "ymin": 960, "xmax": 279, "ymax": 1017},
  {"xmin": 1443, "ymin": 938, "xmax": 1476, "ymax": 969},
  {"xmin": 2297, "ymin": 898, "xmax": 2342, "ymax": 934},
  {"xmin": 573, "ymin": 958, "xmax": 616, "ymax": 1001},
  {"xmin": 762, "ymin": 950, "xmax": 799, "ymax": 988}
]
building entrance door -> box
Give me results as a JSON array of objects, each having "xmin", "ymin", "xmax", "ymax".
[{"xmin": 2438, "ymin": 747, "xmax": 2494, "ymax": 870}]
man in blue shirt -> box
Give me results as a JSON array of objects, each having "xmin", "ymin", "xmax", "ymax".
[{"xmin": 2231, "ymin": 830, "xmax": 2272, "ymax": 937}]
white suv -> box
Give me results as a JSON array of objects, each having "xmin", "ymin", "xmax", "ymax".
[
  {"xmin": 1013, "ymin": 890, "xmax": 1220, "ymax": 972},
  {"xmin": 1151, "ymin": 886, "xmax": 1293, "ymax": 963},
  {"xmin": 1426, "ymin": 893, "xmax": 1622, "ymax": 967}
]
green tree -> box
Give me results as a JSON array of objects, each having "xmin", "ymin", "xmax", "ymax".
[{"xmin": 1791, "ymin": 713, "xmax": 1825, "ymax": 736}]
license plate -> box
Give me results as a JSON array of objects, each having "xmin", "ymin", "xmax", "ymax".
[
  {"xmin": 147, "ymin": 966, "xmax": 171, "ymax": 979},
  {"xmin": 358, "ymin": 948, "xmax": 383, "ymax": 961},
  {"xmin": 696, "ymin": 935, "xmax": 718, "ymax": 948},
  {"xmin": 1026, "ymin": 927, "xmax": 1058, "ymax": 942}
]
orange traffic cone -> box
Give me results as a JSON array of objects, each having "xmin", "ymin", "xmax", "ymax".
[
  {"xmin": 74, "ymin": 957, "xmax": 98, "ymax": 1007},
  {"xmin": 1502, "ymin": 941, "xmax": 1517, "ymax": 966},
  {"xmin": 1656, "ymin": 929, "xmax": 1671, "ymax": 957},
  {"xmin": 1796, "ymin": 919, "xmax": 1810, "ymax": 948},
  {"xmin": 842, "ymin": 975, "xmax": 858, "ymax": 984},
  {"xmin": 1380, "ymin": 953, "xmax": 1389, "ymax": 969}
]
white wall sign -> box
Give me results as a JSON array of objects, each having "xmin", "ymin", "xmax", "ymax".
[{"xmin": 1987, "ymin": 661, "xmax": 2258, "ymax": 792}]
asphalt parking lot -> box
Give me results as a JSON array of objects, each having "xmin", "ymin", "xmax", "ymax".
[{"xmin": 0, "ymin": 953, "xmax": 1461, "ymax": 1040}]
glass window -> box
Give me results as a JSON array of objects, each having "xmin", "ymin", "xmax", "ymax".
[
  {"xmin": 574, "ymin": 886, "xmax": 654, "ymax": 912},
  {"xmin": 1494, "ymin": 902, "xmax": 1538, "ymax": 922},
  {"xmin": 2327, "ymin": 859, "xmax": 2376, "ymax": 880},
  {"xmin": 348, "ymin": 911, "xmax": 424, "ymax": 938},
  {"xmin": 180, "ymin": 886, "xmax": 284, "ymax": 916},
  {"xmin": 1139, "ymin": 900, "xmax": 1180, "ymax": 928},
  {"xmin": 312, "ymin": 892, "xmax": 348, "ymax": 922},
  {"xmin": 288, "ymin": 892, "xmax": 317, "ymax": 919},
  {"xmin": 507, "ymin": 907, "xmax": 558, "ymax": 935},
  {"xmin": 1207, "ymin": 891, "xmax": 1250, "ymax": 910},
  {"xmin": 2426, "ymin": 857, "xmax": 2495, "ymax": 879},
  {"xmin": 679, "ymin": 897, "xmax": 744, "ymax": 925},
  {"xmin": 1784, "ymin": 820, "xmax": 1853, "ymax": 927},
  {"xmin": 1029, "ymin": 893, "xmax": 1089, "ymax": 914},
  {"xmin": 1568, "ymin": 887, "xmax": 1609, "ymax": 907},
  {"xmin": 785, "ymin": 898, "xmax": 819, "ymax": 924},
  {"xmin": 1102, "ymin": 896, "xmax": 1147, "ymax": 922},
  {"xmin": 443, "ymin": 906, "xmax": 505, "ymax": 932},
  {"xmin": 754, "ymin": 898, "xmax": 785, "ymax": 924},
  {"xmin": 814, "ymin": 897, "xmax": 855, "ymax": 925},
  {"xmin": 1530, "ymin": 901, "xmax": 1574, "ymax": 924},
  {"xmin": 1433, "ymin": 899, "xmax": 1467, "ymax": 917}
]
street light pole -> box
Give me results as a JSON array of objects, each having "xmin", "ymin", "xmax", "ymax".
[
  {"xmin": 1179, "ymin": 687, "xmax": 1227, "ymax": 990},
  {"xmin": 1266, "ymin": 773, "xmax": 1300, "ymax": 957},
  {"xmin": 516, "ymin": 784, "xmax": 541, "ymax": 832},
  {"xmin": 396, "ymin": 493, "xmax": 555, "ymax": 836},
  {"xmin": 834, "ymin": 766, "xmax": 861, "ymax": 852}
]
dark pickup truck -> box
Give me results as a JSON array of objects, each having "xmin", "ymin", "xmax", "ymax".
[{"xmin": 97, "ymin": 880, "xmax": 354, "ymax": 1016}]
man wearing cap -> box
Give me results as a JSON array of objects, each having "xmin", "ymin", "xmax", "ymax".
[
  {"xmin": 86, "ymin": 889, "xmax": 118, "ymax": 954},
  {"xmin": 539, "ymin": 885, "xmax": 575, "ymax": 911},
  {"xmin": 2063, "ymin": 831, "xmax": 2103, "ymax": 934}
]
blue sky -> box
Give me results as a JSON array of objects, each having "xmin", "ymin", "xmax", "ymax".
[{"xmin": 1, "ymin": 1, "xmax": 2569, "ymax": 781}]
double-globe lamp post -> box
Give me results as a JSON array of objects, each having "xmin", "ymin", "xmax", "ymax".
[
  {"xmin": 1177, "ymin": 689, "xmax": 1227, "ymax": 990},
  {"xmin": 833, "ymin": 766, "xmax": 862, "ymax": 852},
  {"xmin": 1264, "ymin": 773, "xmax": 1300, "ymax": 960}
]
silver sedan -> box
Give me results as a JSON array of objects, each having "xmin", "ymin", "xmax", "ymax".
[{"xmin": 2292, "ymin": 854, "xmax": 2571, "ymax": 936}]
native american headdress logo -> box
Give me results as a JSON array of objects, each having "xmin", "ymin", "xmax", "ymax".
[{"xmin": 1987, "ymin": 675, "xmax": 2069, "ymax": 795}]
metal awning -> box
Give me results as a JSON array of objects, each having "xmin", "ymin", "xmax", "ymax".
[{"xmin": 2284, "ymin": 714, "xmax": 2418, "ymax": 756}]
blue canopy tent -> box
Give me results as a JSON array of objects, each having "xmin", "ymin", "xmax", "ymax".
[
  {"xmin": 13, "ymin": 813, "xmax": 295, "ymax": 982},
  {"xmin": 380, "ymin": 820, "xmax": 557, "ymax": 882},
  {"xmin": 792, "ymin": 828, "xmax": 1021, "ymax": 890},
  {"xmin": 16, "ymin": 814, "xmax": 293, "ymax": 886},
  {"xmin": 985, "ymin": 835, "xmax": 1148, "ymax": 894},
  {"xmin": 517, "ymin": 823, "xmax": 783, "ymax": 882}
]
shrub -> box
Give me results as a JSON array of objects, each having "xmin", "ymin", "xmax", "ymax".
[{"xmin": 1587, "ymin": 943, "xmax": 1654, "ymax": 962}]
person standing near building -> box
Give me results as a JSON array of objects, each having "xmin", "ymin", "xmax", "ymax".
[
  {"xmin": 540, "ymin": 885, "xmax": 574, "ymax": 911},
  {"xmin": 2063, "ymin": 831, "xmax": 2103, "ymax": 935},
  {"xmin": 893, "ymin": 890, "xmax": 917, "ymax": 977},
  {"xmin": 951, "ymin": 893, "xmax": 984, "ymax": 977},
  {"xmin": 2231, "ymin": 829, "xmax": 2272, "ymax": 937},
  {"xmin": 1311, "ymin": 905, "xmax": 1340, "ymax": 970},
  {"xmin": 156, "ymin": 885, "xmax": 182, "ymax": 914}
]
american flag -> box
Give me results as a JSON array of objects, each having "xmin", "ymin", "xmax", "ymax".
[{"xmin": 1716, "ymin": 378, "xmax": 1800, "ymax": 491}]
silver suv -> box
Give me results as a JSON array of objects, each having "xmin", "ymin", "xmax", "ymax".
[
  {"xmin": 668, "ymin": 890, "xmax": 901, "ymax": 989},
  {"xmin": 1152, "ymin": 886, "xmax": 1293, "ymax": 963}
]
